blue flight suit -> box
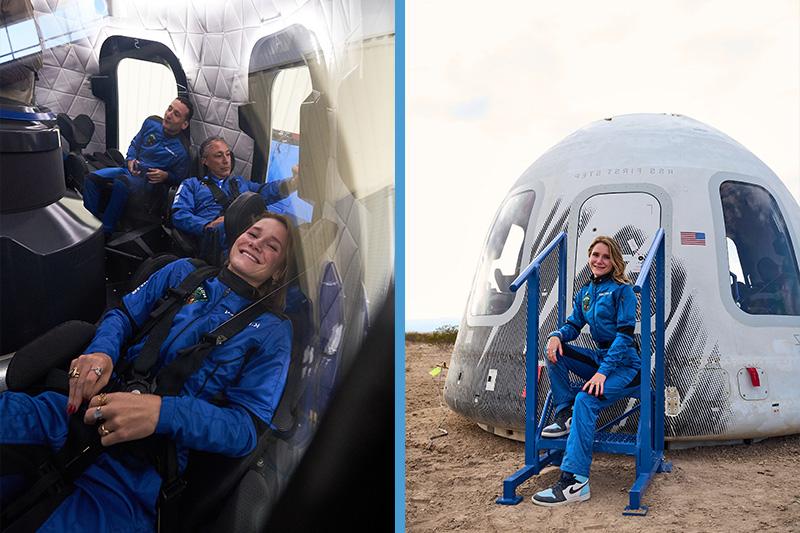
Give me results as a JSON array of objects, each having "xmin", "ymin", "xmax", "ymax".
[
  {"xmin": 171, "ymin": 174, "xmax": 291, "ymax": 253},
  {"xmin": 83, "ymin": 117, "xmax": 190, "ymax": 234},
  {"xmin": 545, "ymin": 273, "xmax": 640, "ymax": 478},
  {"xmin": 0, "ymin": 259, "xmax": 292, "ymax": 532}
]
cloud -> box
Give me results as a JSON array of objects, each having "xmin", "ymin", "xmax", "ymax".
[{"xmin": 449, "ymin": 95, "xmax": 489, "ymax": 120}]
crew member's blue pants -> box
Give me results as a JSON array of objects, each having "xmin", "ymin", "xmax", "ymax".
[
  {"xmin": 83, "ymin": 167, "xmax": 149, "ymax": 235},
  {"xmin": 0, "ymin": 391, "xmax": 159, "ymax": 532},
  {"xmin": 545, "ymin": 344, "xmax": 640, "ymax": 478}
]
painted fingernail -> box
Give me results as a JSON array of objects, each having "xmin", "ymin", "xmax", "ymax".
[{"xmin": 66, "ymin": 404, "xmax": 75, "ymax": 415}]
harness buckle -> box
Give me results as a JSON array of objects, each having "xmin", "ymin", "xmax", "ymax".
[
  {"xmin": 123, "ymin": 375, "xmax": 156, "ymax": 394},
  {"xmin": 202, "ymin": 333, "xmax": 228, "ymax": 345},
  {"xmin": 165, "ymin": 287, "xmax": 186, "ymax": 300},
  {"xmin": 160, "ymin": 477, "xmax": 187, "ymax": 502}
]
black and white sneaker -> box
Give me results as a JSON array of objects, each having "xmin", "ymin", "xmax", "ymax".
[
  {"xmin": 541, "ymin": 408, "xmax": 572, "ymax": 438},
  {"xmin": 532, "ymin": 472, "xmax": 590, "ymax": 506}
]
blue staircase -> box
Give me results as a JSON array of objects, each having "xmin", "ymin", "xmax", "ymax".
[{"xmin": 495, "ymin": 229, "xmax": 671, "ymax": 515}]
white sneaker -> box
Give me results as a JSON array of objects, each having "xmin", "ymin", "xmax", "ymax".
[
  {"xmin": 541, "ymin": 409, "xmax": 572, "ymax": 438},
  {"xmin": 532, "ymin": 472, "xmax": 590, "ymax": 506}
]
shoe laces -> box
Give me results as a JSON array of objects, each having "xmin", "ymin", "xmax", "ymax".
[
  {"xmin": 554, "ymin": 409, "xmax": 572, "ymax": 425},
  {"xmin": 553, "ymin": 472, "xmax": 577, "ymax": 491}
]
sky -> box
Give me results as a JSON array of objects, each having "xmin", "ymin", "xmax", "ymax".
[{"xmin": 406, "ymin": 0, "xmax": 800, "ymax": 328}]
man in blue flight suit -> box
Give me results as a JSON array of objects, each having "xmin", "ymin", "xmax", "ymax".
[
  {"xmin": 83, "ymin": 96, "xmax": 193, "ymax": 235},
  {"xmin": 171, "ymin": 136, "xmax": 297, "ymax": 258}
]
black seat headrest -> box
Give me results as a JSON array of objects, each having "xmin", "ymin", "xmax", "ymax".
[
  {"xmin": 56, "ymin": 113, "xmax": 76, "ymax": 150},
  {"xmin": 56, "ymin": 113, "xmax": 94, "ymax": 152},
  {"xmin": 72, "ymin": 114, "xmax": 95, "ymax": 150},
  {"xmin": 188, "ymin": 145, "xmax": 202, "ymax": 178},
  {"xmin": 224, "ymin": 191, "xmax": 266, "ymax": 242}
]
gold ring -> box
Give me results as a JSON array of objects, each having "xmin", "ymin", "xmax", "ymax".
[
  {"xmin": 68, "ymin": 367, "xmax": 80, "ymax": 379},
  {"xmin": 98, "ymin": 393, "xmax": 108, "ymax": 406},
  {"xmin": 91, "ymin": 367, "xmax": 103, "ymax": 377},
  {"xmin": 99, "ymin": 424, "xmax": 112, "ymax": 436},
  {"xmin": 93, "ymin": 406, "xmax": 104, "ymax": 421}
]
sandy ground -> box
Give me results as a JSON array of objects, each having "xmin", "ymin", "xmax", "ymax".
[{"xmin": 405, "ymin": 341, "xmax": 800, "ymax": 532}]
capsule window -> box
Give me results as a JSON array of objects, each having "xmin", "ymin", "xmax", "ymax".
[
  {"xmin": 116, "ymin": 58, "xmax": 178, "ymax": 151},
  {"xmin": 720, "ymin": 181, "xmax": 800, "ymax": 316},
  {"xmin": 265, "ymin": 66, "xmax": 313, "ymax": 222},
  {"xmin": 246, "ymin": 26, "xmax": 317, "ymax": 225},
  {"xmin": 470, "ymin": 191, "xmax": 536, "ymax": 317}
]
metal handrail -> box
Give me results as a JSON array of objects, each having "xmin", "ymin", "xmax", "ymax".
[
  {"xmin": 510, "ymin": 231, "xmax": 566, "ymax": 292},
  {"xmin": 497, "ymin": 228, "xmax": 670, "ymax": 514},
  {"xmin": 633, "ymin": 228, "xmax": 665, "ymax": 294},
  {"xmin": 629, "ymin": 228, "xmax": 667, "ymax": 491},
  {"xmin": 510, "ymin": 232, "xmax": 566, "ymax": 465}
]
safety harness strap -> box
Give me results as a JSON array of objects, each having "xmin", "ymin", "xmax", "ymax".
[
  {"xmin": 0, "ymin": 405, "xmax": 103, "ymax": 529},
  {"xmin": 153, "ymin": 302, "xmax": 267, "ymax": 397},
  {"xmin": 152, "ymin": 304, "xmax": 268, "ymax": 532},
  {"xmin": 199, "ymin": 176, "xmax": 240, "ymax": 211},
  {"xmin": 125, "ymin": 262, "xmax": 218, "ymax": 380}
]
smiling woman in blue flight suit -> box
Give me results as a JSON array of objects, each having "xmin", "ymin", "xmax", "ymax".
[
  {"xmin": 532, "ymin": 235, "xmax": 640, "ymax": 507},
  {"xmin": 0, "ymin": 212, "xmax": 293, "ymax": 532}
]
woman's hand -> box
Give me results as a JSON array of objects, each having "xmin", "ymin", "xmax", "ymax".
[
  {"xmin": 83, "ymin": 392, "xmax": 161, "ymax": 446},
  {"xmin": 546, "ymin": 336, "xmax": 563, "ymax": 363},
  {"xmin": 67, "ymin": 352, "xmax": 113, "ymax": 415},
  {"xmin": 582, "ymin": 372, "xmax": 607, "ymax": 397}
]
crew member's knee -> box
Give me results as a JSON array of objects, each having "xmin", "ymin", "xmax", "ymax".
[
  {"xmin": 111, "ymin": 177, "xmax": 130, "ymax": 193},
  {"xmin": 574, "ymin": 390, "xmax": 598, "ymax": 410}
]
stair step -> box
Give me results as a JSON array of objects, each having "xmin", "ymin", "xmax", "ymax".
[{"xmin": 537, "ymin": 431, "xmax": 637, "ymax": 455}]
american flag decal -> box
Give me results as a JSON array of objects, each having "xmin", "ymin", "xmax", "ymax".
[{"xmin": 681, "ymin": 231, "xmax": 706, "ymax": 246}]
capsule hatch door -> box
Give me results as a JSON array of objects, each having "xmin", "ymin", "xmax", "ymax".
[{"xmin": 574, "ymin": 192, "xmax": 662, "ymax": 287}]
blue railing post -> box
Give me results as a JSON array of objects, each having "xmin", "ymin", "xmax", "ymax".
[
  {"xmin": 558, "ymin": 238, "xmax": 566, "ymax": 327},
  {"xmin": 654, "ymin": 239, "xmax": 666, "ymax": 454},
  {"xmin": 497, "ymin": 231, "xmax": 567, "ymax": 505},
  {"xmin": 625, "ymin": 227, "xmax": 670, "ymax": 515},
  {"xmin": 636, "ymin": 264, "xmax": 653, "ymax": 479},
  {"xmin": 523, "ymin": 272, "xmax": 540, "ymax": 466}
]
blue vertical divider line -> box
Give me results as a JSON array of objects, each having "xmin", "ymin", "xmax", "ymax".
[{"xmin": 394, "ymin": 0, "xmax": 405, "ymax": 530}]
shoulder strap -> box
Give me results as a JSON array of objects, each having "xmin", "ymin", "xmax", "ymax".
[
  {"xmin": 126, "ymin": 262, "xmax": 219, "ymax": 379},
  {"xmin": 153, "ymin": 302, "xmax": 274, "ymax": 526},
  {"xmin": 0, "ymin": 406, "xmax": 103, "ymax": 528},
  {"xmin": 153, "ymin": 301, "xmax": 272, "ymax": 397},
  {"xmin": 199, "ymin": 176, "xmax": 234, "ymax": 210}
]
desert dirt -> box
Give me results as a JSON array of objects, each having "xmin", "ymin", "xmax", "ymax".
[{"xmin": 405, "ymin": 341, "xmax": 800, "ymax": 532}]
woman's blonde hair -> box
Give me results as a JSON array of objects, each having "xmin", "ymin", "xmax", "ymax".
[{"xmin": 588, "ymin": 235, "xmax": 630, "ymax": 284}]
